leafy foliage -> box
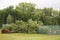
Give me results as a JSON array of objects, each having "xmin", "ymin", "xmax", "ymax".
[
  {"xmin": 0, "ymin": 2, "xmax": 60, "ymax": 34},
  {"xmin": 7, "ymin": 14, "xmax": 14, "ymax": 24}
]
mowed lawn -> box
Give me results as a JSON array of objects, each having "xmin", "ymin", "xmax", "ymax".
[{"xmin": 0, "ymin": 29, "xmax": 60, "ymax": 40}]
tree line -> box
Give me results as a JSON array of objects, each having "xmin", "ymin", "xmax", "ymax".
[{"xmin": 0, "ymin": 3, "xmax": 60, "ymax": 33}]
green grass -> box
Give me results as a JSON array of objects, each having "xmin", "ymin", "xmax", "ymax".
[{"xmin": 0, "ymin": 29, "xmax": 60, "ymax": 40}]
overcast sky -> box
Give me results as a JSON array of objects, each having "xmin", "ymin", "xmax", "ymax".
[{"xmin": 0, "ymin": 0, "xmax": 60, "ymax": 10}]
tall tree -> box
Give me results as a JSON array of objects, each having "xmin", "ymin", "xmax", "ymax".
[
  {"xmin": 15, "ymin": 3, "xmax": 35, "ymax": 21},
  {"xmin": 43, "ymin": 8, "xmax": 53, "ymax": 16}
]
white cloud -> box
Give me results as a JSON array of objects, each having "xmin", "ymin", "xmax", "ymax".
[{"xmin": 0, "ymin": 0, "xmax": 60, "ymax": 10}]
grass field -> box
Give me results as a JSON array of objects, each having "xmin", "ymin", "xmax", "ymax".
[{"xmin": 0, "ymin": 29, "xmax": 60, "ymax": 40}]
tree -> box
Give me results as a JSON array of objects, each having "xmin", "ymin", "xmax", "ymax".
[
  {"xmin": 15, "ymin": 19, "xmax": 43, "ymax": 33},
  {"xmin": 15, "ymin": 3, "xmax": 35, "ymax": 21},
  {"xmin": 43, "ymin": 8, "xmax": 53, "ymax": 16},
  {"xmin": 27, "ymin": 19, "xmax": 43, "ymax": 33},
  {"xmin": 15, "ymin": 20, "xmax": 28, "ymax": 33},
  {"xmin": 0, "ymin": 10, "xmax": 5, "ymax": 28},
  {"xmin": 32, "ymin": 9, "xmax": 45, "ymax": 21},
  {"xmin": 7, "ymin": 14, "xmax": 14, "ymax": 24}
]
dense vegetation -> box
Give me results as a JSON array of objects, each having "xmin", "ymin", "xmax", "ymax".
[{"xmin": 0, "ymin": 3, "xmax": 60, "ymax": 34}]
